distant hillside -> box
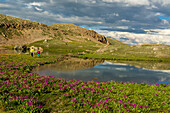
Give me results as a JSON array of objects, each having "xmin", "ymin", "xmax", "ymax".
[
  {"xmin": 50, "ymin": 23, "xmax": 109, "ymax": 44},
  {"xmin": 0, "ymin": 14, "xmax": 110, "ymax": 46}
]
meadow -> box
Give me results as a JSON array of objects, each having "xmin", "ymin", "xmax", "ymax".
[{"xmin": 0, "ymin": 54, "xmax": 169, "ymax": 113}]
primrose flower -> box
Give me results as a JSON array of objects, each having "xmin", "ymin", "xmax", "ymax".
[
  {"xmin": 72, "ymin": 98, "xmax": 77, "ymax": 102},
  {"xmin": 12, "ymin": 96, "xmax": 17, "ymax": 99},
  {"xmin": 98, "ymin": 103, "xmax": 100, "ymax": 106},
  {"xmin": 19, "ymin": 96, "xmax": 23, "ymax": 99},
  {"xmin": 139, "ymin": 105, "xmax": 142, "ymax": 108},
  {"xmin": 38, "ymin": 104, "xmax": 42, "ymax": 108},
  {"xmin": 106, "ymin": 105, "xmax": 108, "ymax": 109}
]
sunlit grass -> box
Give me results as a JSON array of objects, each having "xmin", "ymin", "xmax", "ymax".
[{"xmin": 0, "ymin": 54, "xmax": 169, "ymax": 112}]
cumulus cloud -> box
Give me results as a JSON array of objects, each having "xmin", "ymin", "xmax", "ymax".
[
  {"xmin": 102, "ymin": 0, "xmax": 150, "ymax": 6},
  {"xmin": 152, "ymin": 0, "xmax": 170, "ymax": 6},
  {"xmin": 102, "ymin": 0, "xmax": 170, "ymax": 6},
  {"xmin": 97, "ymin": 29, "xmax": 170, "ymax": 45}
]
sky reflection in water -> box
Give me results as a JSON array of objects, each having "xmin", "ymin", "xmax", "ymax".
[{"xmin": 34, "ymin": 61, "xmax": 170, "ymax": 85}]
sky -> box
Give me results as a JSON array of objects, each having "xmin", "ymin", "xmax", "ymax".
[{"xmin": 1, "ymin": 0, "xmax": 170, "ymax": 45}]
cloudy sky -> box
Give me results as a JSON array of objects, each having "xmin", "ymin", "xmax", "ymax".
[{"xmin": 1, "ymin": 0, "xmax": 170, "ymax": 45}]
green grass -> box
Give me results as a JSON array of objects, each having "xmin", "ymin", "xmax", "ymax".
[
  {"xmin": 0, "ymin": 54, "xmax": 169, "ymax": 113},
  {"xmin": 29, "ymin": 38, "xmax": 104, "ymax": 56},
  {"xmin": 29, "ymin": 37, "xmax": 170, "ymax": 63},
  {"xmin": 72, "ymin": 54, "xmax": 170, "ymax": 62},
  {"xmin": 106, "ymin": 60, "xmax": 170, "ymax": 70}
]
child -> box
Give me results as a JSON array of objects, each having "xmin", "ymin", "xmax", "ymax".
[{"xmin": 37, "ymin": 49, "xmax": 40, "ymax": 57}]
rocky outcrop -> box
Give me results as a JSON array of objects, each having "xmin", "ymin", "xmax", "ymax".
[{"xmin": 85, "ymin": 30, "xmax": 108, "ymax": 44}]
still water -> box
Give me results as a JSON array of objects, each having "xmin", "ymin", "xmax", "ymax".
[{"xmin": 33, "ymin": 58, "xmax": 170, "ymax": 85}]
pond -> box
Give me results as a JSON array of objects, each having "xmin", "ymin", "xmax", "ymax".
[{"xmin": 33, "ymin": 58, "xmax": 170, "ymax": 85}]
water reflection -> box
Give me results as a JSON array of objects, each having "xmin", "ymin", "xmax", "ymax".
[
  {"xmin": 33, "ymin": 59, "xmax": 170, "ymax": 85},
  {"xmin": 108, "ymin": 60, "xmax": 170, "ymax": 70},
  {"xmin": 34, "ymin": 58, "xmax": 104, "ymax": 72}
]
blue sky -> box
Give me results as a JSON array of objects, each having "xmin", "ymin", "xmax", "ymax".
[
  {"xmin": 157, "ymin": 15, "xmax": 170, "ymax": 20},
  {"xmin": 0, "ymin": 0, "xmax": 170, "ymax": 45}
]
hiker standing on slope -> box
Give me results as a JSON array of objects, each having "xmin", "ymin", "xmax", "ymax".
[{"xmin": 30, "ymin": 47, "xmax": 34, "ymax": 57}]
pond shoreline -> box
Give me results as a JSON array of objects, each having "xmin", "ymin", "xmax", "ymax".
[{"xmin": 33, "ymin": 58, "xmax": 170, "ymax": 85}]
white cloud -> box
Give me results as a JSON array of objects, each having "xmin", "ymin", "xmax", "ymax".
[
  {"xmin": 106, "ymin": 13, "xmax": 119, "ymax": 18},
  {"xmin": 155, "ymin": 12, "xmax": 162, "ymax": 16},
  {"xmin": 102, "ymin": 0, "xmax": 150, "ymax": 6},
  {"xmin": 96, "ymin": 29, "xmax": 170, "ymax": 45},
  {"xmin": 113, "ymin": 13, "xmax": 119, "ymax": 17},
  {"xmin": 35, "ymin": 7, "xmax": 43, "ymax": 11},
  {"xmin": 151, "ymin": 29, "xmax": 170, "ymax": 35},
  {"xmin": 152, "ymin": 0, "xmax": 170, "ymax": 6},
  {"xmin": 120, "ymin": 19, "xmax": 130, "ymax": 22},
  {"xmin": 81, "ymin": 0, "xmax": 97, "ymax": 4},
  {"xmin": 102, "ymin": 0, "xmax": 170, "ymax": 6},
  {"xmin": 161, "ymin": 19, "xmax": 169, "ymax": 25},
  {"xmin": 42, "ymin": 11, "xmax": 50, "ymax": 15},
  {"xmin": 115, "ymin": 26, "xmax": 129, "ymax": 29},
  {"xmin": 28, "ymin": 2, "xmax": 45, "ymax": 6},
  {"xmin": 25, "ymin": 2, "xmax": 45, "ymax": 9}
]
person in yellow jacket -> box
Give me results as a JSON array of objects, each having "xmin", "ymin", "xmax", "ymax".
[{"xmin": 30, "ymin": 47, "xmax": 35, "ymax": 57}]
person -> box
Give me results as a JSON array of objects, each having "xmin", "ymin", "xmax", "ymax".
[
  {"xmin": 37, "ymin": 48, "xmax": 40, "ymax": 57},
  {"xmin": 30, "ymin": 47, "xmax": 34, "ymax": 57}
]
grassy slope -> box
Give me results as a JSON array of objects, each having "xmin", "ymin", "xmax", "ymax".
[
  {"xmin": 30, "ymin": 23, "xmax": 107, "ymax": 56},
  {"xmin": 0, "ymin": 14, "xmax": 39, "ymax": 25},
  {"xmin": 73, "ymin": 38, "xmax": 170, "ymax": 62}
]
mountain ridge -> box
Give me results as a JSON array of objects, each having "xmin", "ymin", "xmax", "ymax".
[{"xmin": 0, "ymin": 14, "xmax": 111, "ymax": 46}]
